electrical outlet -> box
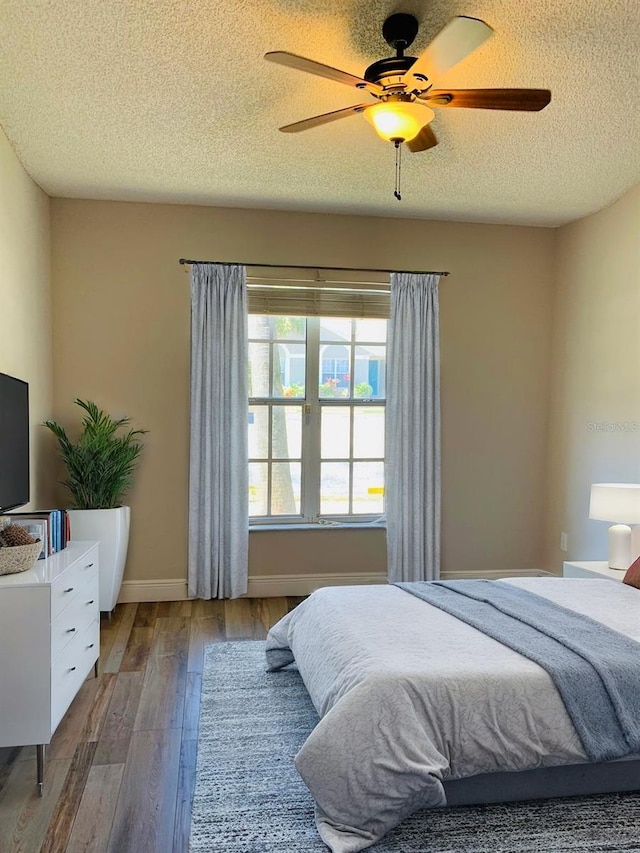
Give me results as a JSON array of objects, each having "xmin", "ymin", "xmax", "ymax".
[{"xmin": 560, "ymin": 532, "xmax": 568, "ymax": 552}]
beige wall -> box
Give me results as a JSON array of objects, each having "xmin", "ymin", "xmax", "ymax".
[
  {"xmin": 0, "ymin": 127, "xmax": 53, "ymax": 509},
  {"xmin": 50, "ymin": 198, "xmax": 556, "ymax": 586},
  {"xmin": 3, "ymin": 128, "xmax": 635, "ymax": 591},
  {"xmin": 544, "ymin": 185, "xmax": 640, "ymax": 573}
]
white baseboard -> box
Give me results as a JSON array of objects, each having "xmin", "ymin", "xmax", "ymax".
[
  {"xmin": 118, "ymin": 579, "xmax": 190, "ymax": 603},
  {"xmin": 245, "ymin": 572, "xmax": 387, "ymax": 598},
  {"xmin": 119, "ymin": 569, "xmax": 549, "ymax": 602}
]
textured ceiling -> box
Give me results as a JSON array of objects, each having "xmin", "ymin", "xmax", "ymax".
[{"xmin": 1, "ymin": 0, "xmax": 639, "ymax": 226}]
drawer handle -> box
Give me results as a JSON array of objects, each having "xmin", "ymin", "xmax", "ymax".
[
  {"xmin": 87, "ymin": 600, "xmax": 95, "ymax": 605},
  {"xmin": 64, "ymin": 587, "xmax": 74, "ymax": 593},
  {"xmin": 69, "ymin": 666, "xmax": 76, "ymax": 672},
  {"xmin": 84, "ymin": 563, "xmax": 94, "ymax": 569},
  {"xmin": 66, "ymin": 627, "xmax": 77, "ymax": 633},
  {"xmin": 88, "ymin": 643, "xmax": 95, "ymax": 649}
]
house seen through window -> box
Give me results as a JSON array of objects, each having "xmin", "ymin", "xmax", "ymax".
[{"xmin": 248, "ymin": 315, "xmax": 387, "ymax": 522}]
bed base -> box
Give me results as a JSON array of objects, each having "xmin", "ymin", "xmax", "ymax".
[{"xmin": 443, "ymin": 758, "xmax": 640, "ymax": 806}]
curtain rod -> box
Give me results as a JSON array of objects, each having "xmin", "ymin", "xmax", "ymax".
[{"xmin": 178, "ymin": 258, "xmax": 449, "ymax": 277}]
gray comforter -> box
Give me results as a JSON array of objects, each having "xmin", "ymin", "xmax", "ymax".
[
  {"xmin": 398, "ymin": 580, "xmax": 640, "ymax": 760},
  {"xmin": 265, "ymin": 578, "xmax": 640, "ymax": 852}
]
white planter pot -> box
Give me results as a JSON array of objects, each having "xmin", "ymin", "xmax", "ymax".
[{"xmin": 67, "ymin": 506, "xmax": 130, "ymax": 612}]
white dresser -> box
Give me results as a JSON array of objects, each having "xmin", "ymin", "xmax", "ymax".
[
  {"xmin": 562, "ymin": 560, "xmax": 625, "ymax": 582},
  {"xmin": 0, "ymin": 541, "xmax": 100, "ymax": 794}
]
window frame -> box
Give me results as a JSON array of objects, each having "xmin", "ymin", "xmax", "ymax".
[{"xmin": 248, "ymin": 316, "xmax": 386, "ymax": 525}]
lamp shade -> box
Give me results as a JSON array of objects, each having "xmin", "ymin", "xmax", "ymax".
[
  {"xmin": 365, "ymin": 102, "xmax": 434, "ymax": 143},
  {"xmin": 589, "ymin": 483, "xmax": 640, "ymax": 524}
]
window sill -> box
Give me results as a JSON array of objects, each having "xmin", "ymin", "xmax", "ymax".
[{"xmin": 249, "ymin": 521, "xmax": 386, "ymax": 532}]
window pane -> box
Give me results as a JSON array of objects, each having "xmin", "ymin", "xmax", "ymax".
[
  {"xmin": 249, "ymin": 462, "xmax": 268, "ymax": 516},
  {"xmin": 272, "ymin": 406, "xmax": 302, "ymax": 459},
  {"xmin": 321, "ymin": 462, "xmax": 350, "ymax": 515},
  {"xmin": 273, "ymin": 316, "xmax": 306, "ymax": 341},
  {"xmin": 249, "ymin": 342, "xmax": 270, "ymax": 397},
  {"xmin": 248, "ymin": 314, "xmax": 271, "ymax": 340},
  {"xmin": 319, "ymin": 344, "xmax": 351, "ymax": 397},
  {"xmin": 271, "ymin": 462, "xmax": 301, "ymax": 515},
  {"xmin": 354, "ymin": 345, "xmax": 386, "ymax": 399},
  {"xmin": 273, "ymin": 343, "xmax": 306, "ymax": 398},
  {"xmin": 248, "ymin": 406, "xmax": 269, "ymax": 458},
  {"xmin": 282, "ymin": 344, "xmax": 306, "ymax": 397},
  {"xmin": 353, "ymin": 407, "xmax": 384, "ymax": 458},
  {"xmin": 355, "ymin": 319, "xmax": 387, "ymax": 343},
  {"xmin": 320, "ymin": 317, "xmax": 351, "ymax": 342},
  {"xmin": 321, "ymin": 407, "xmax": 350, "ymax": 459},
  {"xmin": 353, "ymin": 462, "xmax": 384, "ymax": 515}
]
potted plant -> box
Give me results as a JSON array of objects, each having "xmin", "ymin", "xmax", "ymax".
[{"xmin": 44, "ymin": 400, "xmax": 147, "ymax": 613}]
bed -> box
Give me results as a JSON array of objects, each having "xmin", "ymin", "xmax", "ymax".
[{"xmin": 265, "ymin": 577, "xmax": 640, "ymax": 852}]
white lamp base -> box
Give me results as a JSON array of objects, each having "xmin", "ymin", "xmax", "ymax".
[{"xmin": 608, "ymin": 523, "xmax": 632, "ymax": 570}]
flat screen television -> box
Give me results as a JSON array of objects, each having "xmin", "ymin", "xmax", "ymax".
[{"xmin": 0, "ymin": 373, "xmax": 30, "ymax": 513}]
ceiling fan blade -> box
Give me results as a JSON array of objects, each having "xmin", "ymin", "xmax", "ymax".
[
  {"xmin": 265, "ymin": 51, "xmax": 382, "ymax": 95},
  {"xmin": 426, "ymin": 89, "xmax": 551, "ymax": 111},
  {"xmin": 279, "ymin": 104, "xmax": 372, "ymax": 133},
  {"xmin": 406, "ymin": 124, "xmax": 438, "ymax": 153},
  {"xmin": 403, "ymin": 16, "xmax": 493, "ymax": 88}
]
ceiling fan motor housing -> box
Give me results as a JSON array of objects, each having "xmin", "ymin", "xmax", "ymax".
[{"xmin": 363, "ymin": 56, "xmax": 417, "ymax": 85}]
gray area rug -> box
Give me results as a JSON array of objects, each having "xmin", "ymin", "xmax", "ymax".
[{"xmin": 190, "ymin": 641, "xmax": 640, "ymax": 852}]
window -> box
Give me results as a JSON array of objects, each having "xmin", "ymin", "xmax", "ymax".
[{"xmin": 248, "ymin": 315, "xmax": 387, "ymax": 523}]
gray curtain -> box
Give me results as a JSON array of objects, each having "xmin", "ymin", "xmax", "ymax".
[
  {"xmin": 385, "ymin": 273, "xmax": 441, "ymax": 582},
  {"xmin": 188, "ymin": 263, "xmax": 248, "ymax": 599}
]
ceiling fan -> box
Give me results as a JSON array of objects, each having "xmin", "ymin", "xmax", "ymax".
[{"xmin": 265, "ymin": 13, "xmax": 551, "ymax": 197}]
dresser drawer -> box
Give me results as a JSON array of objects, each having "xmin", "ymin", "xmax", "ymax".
[
  {"xmin": 51, "ymin": 618, "xmax": 100, "ymax": 731},
  {"xmin": 51, "ymin": 570, "xmax": 99, "ymax": 663},
  {"xmin": 50, "ymin": 548, "xmax": 99, "ymax": 619}
]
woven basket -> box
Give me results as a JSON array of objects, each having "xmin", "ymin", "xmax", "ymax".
[{"xmin": 0, "ymin": 541, "xmax": 43, "ymax": 576}]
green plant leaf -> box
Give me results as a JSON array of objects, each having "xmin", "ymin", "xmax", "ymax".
[{"xmin": 43, "ymin": 401, "xmax": 148, "ymax": 509}]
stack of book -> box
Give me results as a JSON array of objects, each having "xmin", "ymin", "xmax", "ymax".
[{"xmin": 0, "ymin": 510, "xmax": 70, "ymax": 560}]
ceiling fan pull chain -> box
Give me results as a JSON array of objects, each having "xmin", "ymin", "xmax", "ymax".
[{"xmin": 394, "ymin": 140, "xmax": 402, "ymax": 201}]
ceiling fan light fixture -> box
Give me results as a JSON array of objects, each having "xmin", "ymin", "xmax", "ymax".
[{"xmin": 365, "ymin": 101, "xmax": 434, "ymax": 143}]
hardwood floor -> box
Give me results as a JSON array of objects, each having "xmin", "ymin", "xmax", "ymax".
[{"xmin": 0, "ymin": 597, "xmax": 304, "ymax": 853}]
